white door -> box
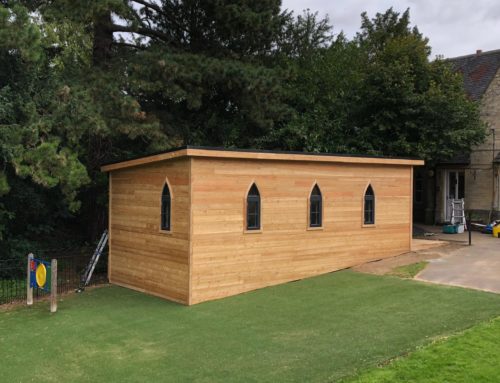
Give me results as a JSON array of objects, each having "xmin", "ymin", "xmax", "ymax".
[{"xmin": 445, "ymin": 170, "xmax": 465, "ymax": 222}]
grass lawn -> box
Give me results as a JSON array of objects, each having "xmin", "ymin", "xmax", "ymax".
[
  {"xmin": 345, "ymin": 317, "xmax": 500, "ymax": 382},
  {"xmin": 387, "ymin": 261, "xmax": 428, "ymax": 279},
  {"xmin": 2, "ymin": 270, "xmax": 500, "ymax": 382}
]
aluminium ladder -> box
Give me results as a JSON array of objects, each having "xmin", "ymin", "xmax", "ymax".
[
  {"xmin": 450, "ymin": 198, "xmax": 466, "ymax": 229},
  {"xmin": 77, "ymin": 230, "xmax": 108, "ymax": 292}
]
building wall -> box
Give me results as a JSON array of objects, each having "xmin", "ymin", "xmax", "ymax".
[
  {"xmin": 431, "ymin": 68, "xmax": 500, "ymax": 223},
  {"xmin": 466, "ymin": 67, "xmax": 500, "ymax": 220},
  {"xmin": 108, "ymin": 158, "xmax": 191, "ymax": 304},
  {"xmin": 190, "ymin": 157, "xmax": 412, "ymax": 304}
]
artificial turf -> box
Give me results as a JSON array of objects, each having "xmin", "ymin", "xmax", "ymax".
[
  {"xmin": 1, "ymin": 270, "xmax": 500, "ymax": 382},
  {"xmin": 345, "ymin": 317, "xmax": 500, "ymax": 382},
  {"xmin": 387, "ymin": 261, "xmax": 428, "ymax": 279}
]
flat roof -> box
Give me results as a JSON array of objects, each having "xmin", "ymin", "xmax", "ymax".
[{"xmin": 101, "ymin": 146, "xmax": 424, "ymax": 172}]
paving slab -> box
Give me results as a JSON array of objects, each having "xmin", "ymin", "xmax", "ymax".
[{"xmin": 416, "ymin": 231, "xmax": 500, "ymax": 293}]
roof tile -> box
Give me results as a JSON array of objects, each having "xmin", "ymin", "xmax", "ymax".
[{"xmin": 448, "ymin": 49, "xmax": 500, "ymax": 100}]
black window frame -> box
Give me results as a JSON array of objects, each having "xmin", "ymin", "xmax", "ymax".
[
  {"xmin": 161, "ymin": 183, "xmax": 171, "ymax": 231},
  {"xmin": 246, "ymin": 184, "xmax": 261, "ymax": 231},
  {"xmin": 309, "ymin": 184, "xmax": 322, "ymax": 228},
  {"xmin": 364, "ymin": 185, "xmax": 375, "ymax": 225}
]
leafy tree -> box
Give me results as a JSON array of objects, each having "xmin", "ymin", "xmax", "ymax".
[
  {"xmin": 270, "ymin": 8, "xmax": 485, "ymax": 162},
  {"xmin": 352, "ymin": 8, "xmax": 485, "ymax": 161},
  {"xmin": 275, "ymin": 9, "xmax": 333, "ymax": 59},
  {"xmin": 0, "ymin": 4, "xmax": 89, "ymax": 245},
  {"xmin": 265, "ymin": 34, "xmax": 366, "ymax": 152}
]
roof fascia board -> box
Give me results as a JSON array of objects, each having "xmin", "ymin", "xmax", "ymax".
[{"xmin": 101, "ymin": 147, "xmax": 424, "ymax": 172}]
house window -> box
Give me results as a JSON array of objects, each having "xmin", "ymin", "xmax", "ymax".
[
  {"xmin": 246, "ymin": 184, "xmax": 261, "ymax": 230},
  {"xmin": 161, "ymin": 183, "xmax": 171, "ymax": 231},
  {"xmin": 364, "ymin": 185, "xmax": 375, "ymax": 225},
  {"xmin": 309, "ymin": 184, "xmax": 322, "ymax": 227}
]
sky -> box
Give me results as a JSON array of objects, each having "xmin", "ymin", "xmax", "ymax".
[{"xmin": 281, "ymin": 0, "xmax": 500, "ymax": 58}]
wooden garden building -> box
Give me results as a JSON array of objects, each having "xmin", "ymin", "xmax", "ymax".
[{"xmin": 101, "ymin": 146, "xmax": 424, "ymax": 305}]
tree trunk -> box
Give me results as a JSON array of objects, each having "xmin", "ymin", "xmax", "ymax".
[
  {"xmin": 92, "ymin": 11, "xmax": 113, "ymax": 67},
  {"xmin": 86, "ymin": 11, "xmax": 114, "ymax": 241}
]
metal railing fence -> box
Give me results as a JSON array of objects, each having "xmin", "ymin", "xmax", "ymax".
[{"xmin": 0, "ymin": 251, "xmax": 108, "ymax": 305}]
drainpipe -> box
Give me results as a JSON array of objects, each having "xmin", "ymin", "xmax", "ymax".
[{"xmin": 490, "ymin": 128, "xmax": 496, "ymax": 222}]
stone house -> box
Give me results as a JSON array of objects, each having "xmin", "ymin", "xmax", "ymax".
[{"xmin": 414, "ymin": 49, "xmax": 500, "ymax": 224}]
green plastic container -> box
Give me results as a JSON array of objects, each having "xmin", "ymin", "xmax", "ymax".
[{"xmin": 443, "ymin": 225, "xmax": 458, "ymax": 234}]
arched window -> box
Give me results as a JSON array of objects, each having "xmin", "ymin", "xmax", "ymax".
[
  {"xmin": 161, "ymin": 183, "xmax": 171, "ymax": 231},
  {"xmin": 309, "ymin": 184, "xmax": 322, "ymax": 227},
  {"xmin": 246, "ymin": 184, "xmax": 261, "ymax": 230},
  {"xmin": 364, "ymin": 185, "xmax": 375, "ymax": 225}
]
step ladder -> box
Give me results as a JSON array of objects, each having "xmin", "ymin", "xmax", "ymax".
[
  {"xmin": 450, "ymin": 199, "xmax": 466, "ymax": 229},
  {"xmin": 77, "ymin": 230, "xmax": 108, "ymax": 292}
]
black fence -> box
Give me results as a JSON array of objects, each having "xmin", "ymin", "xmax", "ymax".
[{"xmin": 0, "ymin": 250, "xmax": 108, "ymax": 305}]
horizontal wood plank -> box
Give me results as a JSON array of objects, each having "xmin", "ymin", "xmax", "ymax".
[
  {"xmin": 190, "ymin": 158, "xmax": 413, "ymax": 304},
  {"xmin": 108, "ymin": 158, "xmax": 190, "ymax": 304}
]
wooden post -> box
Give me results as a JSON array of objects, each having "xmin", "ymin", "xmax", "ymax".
[
  {"xmin": 50, "ymin": 259, "xmax": 57, "ymax": 313},
  {"xmin": 27, "ymin": 253, "xmax": 33, "ymax": 306}
]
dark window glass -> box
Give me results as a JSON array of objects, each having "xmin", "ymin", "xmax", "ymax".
[
  {"xmin": 458, "ymin": 172, "xmax": 465, "ymax": 199},
  {"xmin": 246, "ymin": 184, "xmax": 260, "ymax": 230},
  {"xmin": 161, "ymin": 183, "xmax": 171, "ymax": 231},
  {"xmin": 309, "ymin": 185, "xmax": 322, "ymax": 227},
  {"xmin": 364, "ymin": 185, "xmax": 375, "ymax": 225},
  {"xmin": 448, "ymin": 172, "xmax": 456, "ymax": 199}
]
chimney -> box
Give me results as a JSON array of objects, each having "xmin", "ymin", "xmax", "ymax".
[{"xmin": 476, "ymin": 49, "xmax": 483, "ymax": 55}]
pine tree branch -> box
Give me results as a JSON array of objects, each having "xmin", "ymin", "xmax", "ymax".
[
  {"xmin": 108, "ymin": 23, "xmax": 177, "ymax": 46},
  {"xmin": 131, "ymin": 0, "xmax": 191, "ymax": 37},
  {"xmin": 112, "ymin": 41, "xmax": 145, "ymax": 50},
  {"xmin": 131, "ymin": 0, "xmax": 165, "ymax": 16}
]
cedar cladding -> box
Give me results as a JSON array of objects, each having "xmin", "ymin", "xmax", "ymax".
[{"xmin": 105, "ymin": 149, "xmax": 420, "ymax": 305}]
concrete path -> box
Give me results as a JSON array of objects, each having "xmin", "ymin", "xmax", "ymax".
[{"xmin": 416, "ymin": 230, "xmax": 500, "ymax": 293}]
